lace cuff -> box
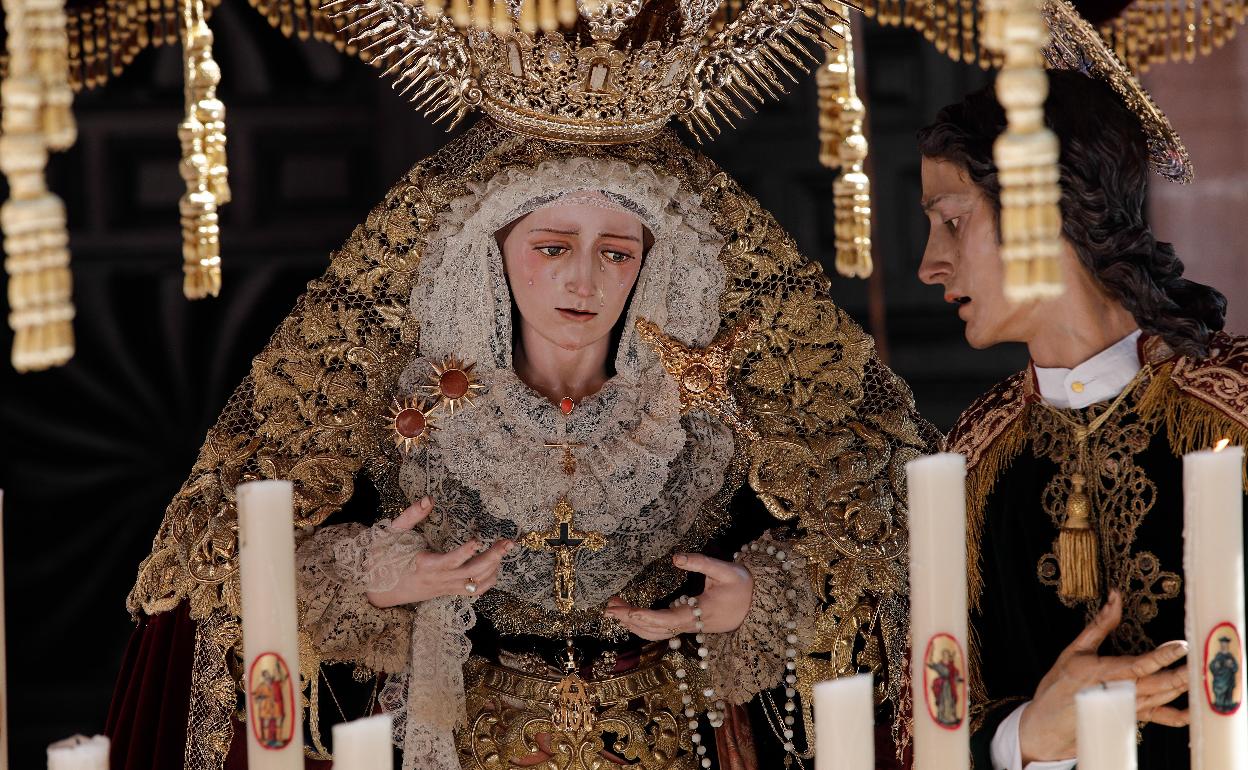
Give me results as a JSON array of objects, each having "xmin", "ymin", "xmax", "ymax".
[
  {"xmin": 704, "ymin": 532, "xmax": 818, "ymax": 705},
  {"xmin": 295, "ymin": 522, "xmax": 416, "ymax": 674}
]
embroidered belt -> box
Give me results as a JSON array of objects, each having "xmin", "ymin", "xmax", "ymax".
[{"xmin": 458, "ymin": 651, "xmax": 706, "ymax": 769}]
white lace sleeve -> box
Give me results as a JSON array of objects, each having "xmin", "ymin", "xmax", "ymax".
[
  {"xmin": 295, "ymin": 523, "xmax": 413, "ymax": 674},
  {"xmin": 299, "ymin": 521, "xmax": 477, "ymax": 770},
  {"xmin": 704, "ymin": 531, "xmax": 819, "ymax": 705}
]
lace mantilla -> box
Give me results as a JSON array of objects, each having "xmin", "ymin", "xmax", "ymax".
[
  {"xmin": 397, "ymin": 376, "xmax": 736, "ymax": 615},
  {"xmin": 706, "ymin": 533, "xmax": 818, "ymax": 705},
  {"xmin": 411, "ymin": 156, "xmax": 728, "ymax": 376},
  {"xmin": 303, "ymin": 521, "xmax": 476, "ymax": 770}
]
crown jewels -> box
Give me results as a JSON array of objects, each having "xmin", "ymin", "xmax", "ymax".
[{"xmin": 329, "ymin": 0, "xmax": 845, "ymax": 143}]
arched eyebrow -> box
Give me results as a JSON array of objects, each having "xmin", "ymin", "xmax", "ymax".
[
  {"xmin": 598, "ymin": 232, "xmax": 642, "ymax": 243},
  {"xmin": 529, "ymin": 227, "xmax": 641, "ymax": 243}
]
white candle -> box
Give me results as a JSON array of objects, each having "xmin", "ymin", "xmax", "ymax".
[
  {"xmin": 0, "ymin": 489, "xmax": 8, "ymax": 770},
  {"xmin": 331, "ymin": 713, "xmax": 394, "ymax": 770},
  {"xmin": 1184, "ymin": 445, "xmax": 1247, "ymax": 770},
  {"xmin": 907, "ymin": 453, "xmax": 970, "ymax": 770},
  {"xmin": 47, "ymin": 735, "xmax": 109, "ymax": 770},
  {"xmin": 814, "ymin": 673, "xmax": 874, "ymax": 770},
  {"xmin": 1075, "ymin": 681, "xmax": 1137, "ymax": 770},
  {"xmin": 238, "ymin": 480, "xmax": 303, "ymax": 769}
]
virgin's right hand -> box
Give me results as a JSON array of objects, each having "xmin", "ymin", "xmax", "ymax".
[
  {"xmin": 364, "ymin": 496, "xmax": 513, "ymax": 608},
  {"xmin": 1018, "ymin": 590, "xmax": 1190, "ymax": 764}
]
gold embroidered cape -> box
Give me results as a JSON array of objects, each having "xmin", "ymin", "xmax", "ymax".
[{"xmin": 126, "ymin": 121, "xmax": 938, "ymax": 767}]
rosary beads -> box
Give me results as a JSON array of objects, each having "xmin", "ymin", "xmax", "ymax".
[{"xmin": 667, "ymin": 539, "xmax": 801, "ymax": 765}]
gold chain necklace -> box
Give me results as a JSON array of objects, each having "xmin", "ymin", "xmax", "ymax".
[{"xmin": 1039, "ymin": 363, "xmax": 1153, "ymax": 601}]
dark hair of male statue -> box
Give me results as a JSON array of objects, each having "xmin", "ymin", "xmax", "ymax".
[{"xmin": 916, "ymin": 71, "xmax": 1226, "ymax": 359}]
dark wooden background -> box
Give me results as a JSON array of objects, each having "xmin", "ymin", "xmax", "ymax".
[{"xmin": 0, "ymin": 7, "xmax": 1025, "ymax": 762}]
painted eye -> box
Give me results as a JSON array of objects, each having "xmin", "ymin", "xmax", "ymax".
[
  {"xmin": 538, "ymin": 245, "xmax": 568, "ymax": 258},
  {"xmin": 944, "ymin": 217, "xmax": 961, "ymax": 234},
  {"xmin": 602, "ymin": 250, "xmax": 634, "ymax": 264}
]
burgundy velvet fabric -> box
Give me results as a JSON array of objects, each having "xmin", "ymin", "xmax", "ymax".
[
  {"xmin": 106, "ymin": 603, "xmax": 334, "ymax": 769},
  {"xmin": 105, "ymin": 605, "xmax": 196, "ymax": 770}
]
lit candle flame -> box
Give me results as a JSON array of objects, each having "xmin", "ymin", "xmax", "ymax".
[{"xmin": 1215, "ymin": 438, "xmax": 1231, "ymax": 453}]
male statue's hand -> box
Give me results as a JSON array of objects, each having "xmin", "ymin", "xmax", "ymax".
[
  {"xmin": 365, "ymin": 496, "xmax": 513, "ymax": 608},
  {"xmin": 603, "ymin": 552, "xmax": 753, "ymax": 641},
  {"xmin": 1018, "ymin": 590, "xmax": 1190, "ymax": 764}
]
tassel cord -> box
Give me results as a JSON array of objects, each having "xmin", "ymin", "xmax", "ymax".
[{"xmin": 1040, "ymin": 364, "xmax": 1154, "ymax": 601}]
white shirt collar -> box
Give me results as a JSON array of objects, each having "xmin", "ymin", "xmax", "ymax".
[{"xmin": 1033, "ymin": 330, "xmax": 1143, "ymax": 409}]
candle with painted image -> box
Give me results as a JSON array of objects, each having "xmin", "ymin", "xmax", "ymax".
[
  {"xmin": 906, "ymin": 453, "xmax": 970, "ymax": 770},
  {"xmin": 331, "ymin": 713, "xmax": 394, "ymax": 769},
  {"xmin": 814, "ymin": 672, "xmax": 874, "ymax": 770},
  {"xmin": 238, "ymin": 479, "xmax": 303, "ymax": 769},
  {"xmin": 46, "ymin": 735, "xmax": 109, "ymax": 770},
  {"xmin": 1075, "ymin": 680, "xmax": 1137, "ymax": 770},
  {"xmin": 1184, "ymin": 443, "xmax": 1247, "ymax": 770}
]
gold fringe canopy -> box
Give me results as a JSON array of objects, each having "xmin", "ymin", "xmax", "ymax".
[
  {"xmin": 856, "ymin": 0, "xmax": 1246, "ymax": 72},
  {"xmin": 983, "ymin": 0, "xmax": 1063, "ymax": 302},
  {"xmin": 816, "ymin": 11, "xmax": 873, "ymax": 280},
  {"xmin": 2, "ymin": 0, "xmax": 78, "ymax": 372},
  {"xmin": 178, "ymin": 0, "xmax": 230, "ymax": 299}
]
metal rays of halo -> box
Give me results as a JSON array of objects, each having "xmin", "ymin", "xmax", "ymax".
[
  {"xmin": 685, "ymin": 0, "xmax": 846, "ymax": 141},
  {"xmin": 320, "ymin": 0, "xmax": 849, "ymax": 140},
  {"xmin": 421, "ymin": 356, "xmax": 485, "ymax": 416}
]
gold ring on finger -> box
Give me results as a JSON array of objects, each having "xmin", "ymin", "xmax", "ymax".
[{"xmin": 465, "ymin": 580, "xmax": 478, "ymax": 594}]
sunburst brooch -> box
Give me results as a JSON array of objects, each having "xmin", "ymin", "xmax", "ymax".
[
  {"xmin": 421, "ymin": 356, "xmax": 484, "ymax": 416},
  {"xmin": 385, "ymin": 396, "xmax": 436, "ymax": 453}
]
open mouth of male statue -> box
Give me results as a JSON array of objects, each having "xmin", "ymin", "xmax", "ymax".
[
  {"xmin": 557, "ymin": 307, "xmax": 599, "ymax": 322},
  {"xmin": 943, "ymin": 290, "xmax": 973, "ymax": 309}
]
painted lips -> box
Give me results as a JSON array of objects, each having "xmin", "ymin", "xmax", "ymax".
[{"xmin": 557, "ymin": 308, "xmax": 598, "ymax": 322}]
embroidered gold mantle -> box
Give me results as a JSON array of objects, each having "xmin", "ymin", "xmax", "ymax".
[{"xmin": 127, "ymin": 120, "xmax": 936, "ymax": 767}]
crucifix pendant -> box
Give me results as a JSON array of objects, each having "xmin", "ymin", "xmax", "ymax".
[
  {"xmin": 544, "ymin": 440, "xmax": 583, "ymax": 476},
  {"xmin": 519, "ymin": 498, "xmax": 605, "ymax": 613}
]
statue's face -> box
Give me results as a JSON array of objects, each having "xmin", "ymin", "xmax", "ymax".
[
  {"xmin": 500, "ymin": 197, "xmax": 646, "ymax": 354},
  {"xmin": 917, "ymin": 156, "xmax": 1035, "ymax": 350}
]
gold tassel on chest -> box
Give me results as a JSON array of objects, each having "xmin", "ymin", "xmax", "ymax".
[
  {"xmin": 1048, "ymin": 365, "xmax": 1152, "ymax": 602},
  {"xmin": 1058, "ymin": 465, "xmax": 1100, "ymax": 600}
]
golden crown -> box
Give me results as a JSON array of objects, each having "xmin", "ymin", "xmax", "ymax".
[{"xmin": 329, "ymin": 0, "xmax": 845, "ymax": 143}]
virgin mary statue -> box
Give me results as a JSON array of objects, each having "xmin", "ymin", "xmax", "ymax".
[{"xmin": 107, "ymin": 0, "xmax": 937, "ymax": 766}]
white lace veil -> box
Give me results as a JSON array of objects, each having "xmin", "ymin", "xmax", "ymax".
[
  {"xmin": 411, "ymin": 156, "xmax": 728, "ymax": 374},
  {"xmin": 379, "ymin": 156, "xmax": 730, "ymax": 770}
]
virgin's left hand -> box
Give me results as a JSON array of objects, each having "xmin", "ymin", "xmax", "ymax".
[{"xmin": 604, "ymin": 553, "xmax": 753, "ymax": 641}]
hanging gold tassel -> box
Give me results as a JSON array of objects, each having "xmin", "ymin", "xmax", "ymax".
[
  {"xmin": 816, "ymin": 14, "xmax": 873, "ymax": 279},
  {"xmin": 538, "ymin": 0, "xmax": 558, "ymax": 32},
  {"xmin": 1058, "ymin": 472, "xmax": 1101, "ymax": 600},
  {"xmin": 518, "ymin": 0, "xmax": 538, "ymax": 33},
  {"xmin": 471, "ymin": 0, "xmax": 491, "ymax": 30},
  {"xmin": 2, "ymin": 0, "xmax": 77, "ymax": 373},
  {"xmin": 178, "ymin": 0, "xmax": 229, "ymax": 299},
  {"xmin": 492, "ymin": 0, "xmax": 512, "ymax": 34},
  {"xmin": 983, "ymin": 0, "xmax": 1064, "ymax": 302}
]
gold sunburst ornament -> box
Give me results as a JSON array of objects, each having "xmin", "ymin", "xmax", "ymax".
[
  {"xmin": 422, "ymin": 356, "xmax": 485, "ymax": 415},
  {"xmin": 636, "ymin": 316, "xmax": 759, "ymax": 441},
  {"xmin": 385, "ymin": 396, "xmax": 437, "ymax": 453}
]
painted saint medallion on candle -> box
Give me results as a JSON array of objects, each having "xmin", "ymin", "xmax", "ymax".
[
  {"xmin": 1204, "ymin": 622, "xmax": 1243, "ymax": 716},
  {"xmin": 923, "ymin": 633, "xmax": 967, "ymax": 730},
  {"xmin": 249, "ymin": 652, "xmax": 295, "ymax": 749}
]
